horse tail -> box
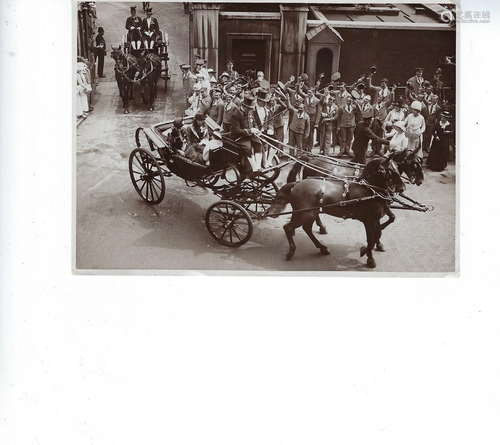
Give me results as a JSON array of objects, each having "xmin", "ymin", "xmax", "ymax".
[
  {"xmin": 286, "ymin": 154, "xmax": 312, "ymax": 183},
  {"xmin": 264, "ymin": 182, "xmax": 295, "ymax": 218}
]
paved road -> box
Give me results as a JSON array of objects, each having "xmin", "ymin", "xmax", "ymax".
[{"xmin": 76, "ymin": 2, "xmax": 457, "ymax": 274}]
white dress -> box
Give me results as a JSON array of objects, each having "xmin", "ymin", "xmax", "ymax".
[
  {"xmin": 76, "ymin": 70, "xmax": 91, "ymax": 116},
  {"xmin": 404, "ymin": 113, "xmax": 426, "ymax": 157}
]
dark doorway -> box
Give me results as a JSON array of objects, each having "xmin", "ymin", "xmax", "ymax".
[
  {"xmin": 316, "ymin": 48, "xmax": 333, "ymax": 90},
  {"xmin": 232, "ymin": 39, "xmax": 267, "ymax": 77}
]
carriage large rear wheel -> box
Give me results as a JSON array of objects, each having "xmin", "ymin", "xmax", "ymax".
[
  {"xmin": 205, "ymin": 201, "xmax": 253, "ymax": 247},
  {"xmin": 129, "ymin": 148, "xmax": 166, "ymax": 205}
]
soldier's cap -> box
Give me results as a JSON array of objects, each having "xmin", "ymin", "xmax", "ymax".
[
  {"xmin": 220, "ymin": 72, "xmax": 230, "ymax": 78},
  {"xmin": 181, "ymin": 64, "xmax": 191, "ymax": 69},
  {"xmin": 195, "ymin": 59, "xmax": 205, "ymax": 65}
]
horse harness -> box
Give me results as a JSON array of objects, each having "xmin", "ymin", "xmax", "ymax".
[{"xmin": 114, "ymin": 53, "xmax": 158, "ymax": 83}]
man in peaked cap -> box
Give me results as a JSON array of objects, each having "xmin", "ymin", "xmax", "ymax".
[
  {"xmin": 142, "ymin": 7, "xmax": 160, "ymax": 50},
  {"xmin": 229, "ymin": 94, "xmax": 265, "ymax": 173},
  {"xmin": 351, "ymin": 108, "xmax": 390, "ymax": 164},
  {"xmin": 126, "ymin": 6, "xmax": 143, "ymax": 51},
  {"xmin": 432, "ymin": 67, "xmax": 445, "ymax": 104}
]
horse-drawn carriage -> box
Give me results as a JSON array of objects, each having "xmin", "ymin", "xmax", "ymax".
[
  {"xmin": 130, "ymin": 116, "xmax": 284, "ymax": 247},
  {"xmin": 128, "ymin": 117, "xmax": 432, "ymax": 267},
  {"xmin": 121, "ymin": 29, "xmax": 170, "ymax": 92}
]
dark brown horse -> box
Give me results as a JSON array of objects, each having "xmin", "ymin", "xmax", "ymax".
[
  {"xmin": 265, "ymin": 156, "xmax": 405, "ymax": 268},
  {"xmin": 111, "ymin": 46, "xmax": 138, "ymax": 114},
  {"xmin": 111, "ymin": 47, "xmax": 161, "ymax": 113},
  {"xmin": 286, "ymin": 152, "xmax": 423, "ymax": 240}
]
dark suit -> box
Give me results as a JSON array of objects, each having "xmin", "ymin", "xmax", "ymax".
[
  {"xmin": 95, "ymin": 33, "xmax": 106, "ymax": 76},
  {"xmin": 126, "ymin": 16, "xmax": 142, "ymax": 42},
  {"xmin": 423, "ymin": 103, "xmax": 442, "ymax": 151},
  {"xmin": 142, "ymin": 17, "xmax": 160, "ymax": 48},
  {"xmin": 352, "ymin": 120, "xmax": 389, "ymax": 164},
  {"xmin": 230, "ymin": 108, "xmax": 262, "ymax": 156}
]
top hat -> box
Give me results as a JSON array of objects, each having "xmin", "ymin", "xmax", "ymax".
[
  {"xmin": 98, "ymin": 26, "xmax": 104, "ymax": 33},
  {"xmin": 130, "ymin": 6, "xmax": 136, "ymax": 12},
  {"xmin": 146, "ymin": 8, "xmax": 153, "ymax": 13},
  {"xmin": 255, "ymin": 88, "xmax": 270, "ymax": 102},
  {"xmin": 241, "ymin": 94, "xmax": 256, "ymax": 108}
]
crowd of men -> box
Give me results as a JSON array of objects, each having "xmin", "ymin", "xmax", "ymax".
[{"xmin": 168, "ymin": 57, "xmax": 453, "ymax": 171}]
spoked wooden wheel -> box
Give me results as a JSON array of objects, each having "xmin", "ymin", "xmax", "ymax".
[
  {"xmin": 241, "ymin": 181, "xmax": 279, "ymax": 216},
  {"xmin": 129, "ymin": 148, "xmax": 166, "ymax": 204},
  {"xmin": 205, "ymin": 200, "xmax": 253, "ymax": 247}
]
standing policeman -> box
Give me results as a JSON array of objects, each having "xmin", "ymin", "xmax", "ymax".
[{"xmin": 95, "ymin": 27, "xmax": 106, "ymax": 78}]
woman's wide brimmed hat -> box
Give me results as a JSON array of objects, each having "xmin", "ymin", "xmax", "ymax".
[{"xmin": 393, "ymin": 121, "xmax": 406, "ymax": 131}]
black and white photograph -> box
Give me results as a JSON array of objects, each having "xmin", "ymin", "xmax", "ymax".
[
  {"xmin": 75, "ymin": 2, "xmax": 457, "ymax": 274},
  {"xmin": 3, "ymin": 1, "xmax": 500, "ymax": 445}
]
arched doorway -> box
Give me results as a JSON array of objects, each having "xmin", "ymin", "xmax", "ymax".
[{"xmin": 315, "ymin": 48, "xmax": 333, "ymax": 90}]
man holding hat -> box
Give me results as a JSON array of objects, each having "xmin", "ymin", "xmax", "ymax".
[
  {"xmin": 286, "ymin": 95, "xmax": 310, "ymax": 158},
  {"xmin": 126, "ymin": 6, "xmax": 142, "ymax": 51},
  {"xmin": 142, "ymin": 7, "xmax": 160, "ymax": 50},
  {"xmin": 334, "ymin": 82, "xmax": 351, "ymax": 108},
  {"xmin": 432, "ymin": 68, "xmax": 445, "ymax": 105},
  {"xmin": 367, "ymin": 74, "xmax": 393, "ymax": 105},
  {"xmin": 230, "ymin": 94, "xmax": 265, "ymax": 173},
  {"xmin": 351, "ymin": 108, "xmax": 390, "ymax": 164}
]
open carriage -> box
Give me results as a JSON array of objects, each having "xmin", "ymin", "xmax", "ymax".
[{"xmin": 129, "ymin": 116, "xmax": 285, "ymax": 247}]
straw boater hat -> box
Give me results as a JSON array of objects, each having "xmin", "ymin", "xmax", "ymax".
[{"xmin": 440, "ymin": 110, "xmax": 452, "ymax": 120}]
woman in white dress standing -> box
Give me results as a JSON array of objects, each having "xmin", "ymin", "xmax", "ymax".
[
  {"xmin": 404, "ymin": 101, "xmax": 426, "ymax": 159},
  {"xmin": 76, "ymin": 62, "xmax": 91, "ymax": 118}
]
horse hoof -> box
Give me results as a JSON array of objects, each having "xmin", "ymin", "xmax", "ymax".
[
  {"xmin": 285, "ymin": 250, "xmax": 295, "ymax": 260},
  {"xmin": 367, "ymin": 258, "xmax": 376, "ymax": 268},
  {"xmin": 320, "ymin": 247, "xmax": 330, "ymax": 255},
  {"xmin": 360, "ymin": 246, "xmax": 367, "ymax": 257},
  {"xmin": 149, "ymin": 106, "xmax": 154, "ymax": 111},
  {"xmin": 319, "ymin": 227, "xmax": 328, "ymax": 235},
  {"xmin": 376, "ymin": 242, "xmax": 385, "ymax": 252},
  {"xmin": 124, "ymin": 109, "xmax": 129, "ymax": 114}
]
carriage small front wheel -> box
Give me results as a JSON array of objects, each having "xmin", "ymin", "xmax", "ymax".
[
  {"xmin": 129, "ymin": 148, "xmax": 166, "ymax": 205},
  {"xmin": 205, "ymin": 201, "xmax": 253, "ymax": 247}
]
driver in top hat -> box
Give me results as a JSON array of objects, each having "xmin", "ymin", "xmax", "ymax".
[
  {"xmin": 126, "ymin": 6, "xmax": 143, "ymax": 50},
  {"xmin": 142, "ymin": 7, "xmax": 160, "ymax": 50}
]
